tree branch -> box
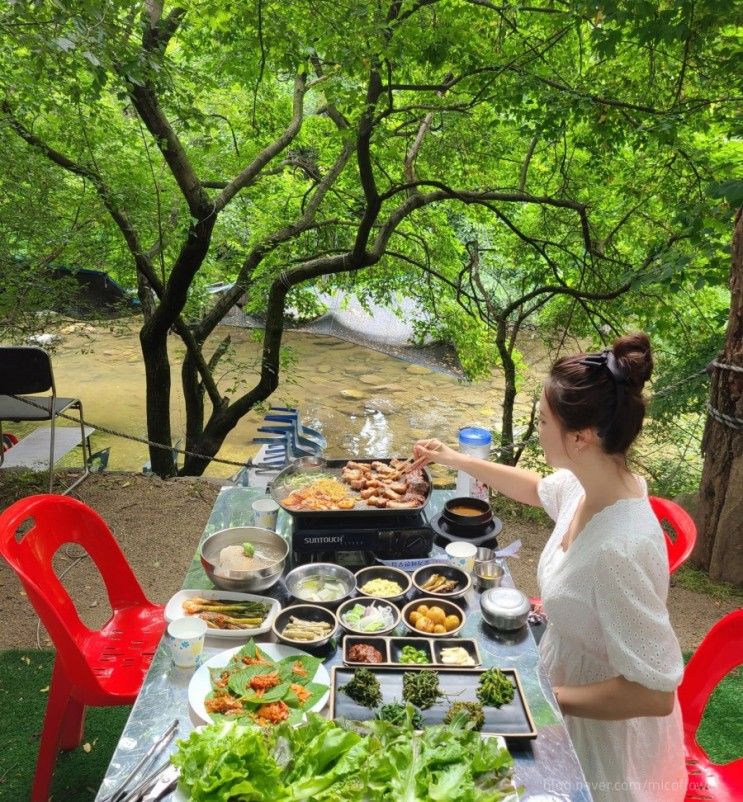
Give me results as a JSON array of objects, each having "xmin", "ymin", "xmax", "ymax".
[
  {"xmin": 3, "ymin": 100, "xmax": 225, "ymax": 405},
  {"xmin": 2, "ymin": 100, "xmax": 158, "ymax": 282},
  {"xmin": 214, "ymin": 75, "xmax": 307, "ymax": 212},
  {"xmin": 125, "ymin": 81, "xmax": 211, "ymax": 218},
  {"xmin": 352, "ymin": 66, "xmax": 384, "ymax": 258},
  {"xmin": 374, "ymin": 184, "xmax": 594, "ymax": 256},
  {"xmin": 404, "ymin": 72, "xmax": 453, "ymax": 184},
  {"xmin": 197, "ymin": 141, "xmax": 354, "ymax": 337}
]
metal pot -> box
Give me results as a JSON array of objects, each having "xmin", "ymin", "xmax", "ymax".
[
  {"xmin": 200, "ymin": 527, "xmax": 288, "ymax": 592},
  {"xmin": 480, "ymin": 587, "xmax": 531, "ymax": 631},
  {"xmin": 284, "ymin": 563, "xmax": 356, "ymax": 608}
]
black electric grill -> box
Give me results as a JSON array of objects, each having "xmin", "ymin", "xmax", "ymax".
[
  {"xmin": 290, "ymin": 506, "xmax": 434, "ymax": 557},
  {"xmin": 271, "ymin": 457, "xmax": 435, "ymax": 558}
]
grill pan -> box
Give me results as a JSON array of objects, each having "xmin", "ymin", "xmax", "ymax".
[{"xmin": 269, "ymin": 458, "xmax": 431, "ymax": 518}]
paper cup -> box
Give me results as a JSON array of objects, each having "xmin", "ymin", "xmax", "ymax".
[
  {"xmin": 167, "ymin": 617, "xmax": 207, "ymax": 669},
  {"xmin": 445, "ymin": 541, "xmax": 477, "ymax": 573},
  {"xmin": 252, "ymin": 498, "xmax": 279, "ymax": 530}
]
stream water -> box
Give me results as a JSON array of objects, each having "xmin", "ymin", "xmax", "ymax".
[{"xmin": 13, "ymin": 320, "xmax": 552, "ymax": 478}]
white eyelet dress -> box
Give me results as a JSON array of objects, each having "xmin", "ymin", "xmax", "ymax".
[{"xmin": 537, "ymin": 470, "xmax": 687, "ymax": 802}]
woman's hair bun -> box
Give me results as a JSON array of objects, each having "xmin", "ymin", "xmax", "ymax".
[{"xmin": 612, "ymin": 332, "xmax": 653, "ymax": 388}]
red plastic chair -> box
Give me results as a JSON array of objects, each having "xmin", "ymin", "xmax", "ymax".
[
  {"xmin": 0, "ymin": 494, "xmax": 165, "ymax": 802},
  {"xmin": 678, "ymin": 609, "xmax": 743, "ymax": 801},
  {"xmin": 648, "ymin": 496, "xmax": 697, "ymax": 574}
]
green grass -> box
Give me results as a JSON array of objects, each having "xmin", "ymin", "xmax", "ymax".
[
  {"xmin": 0, "ymin": 469, "xmax": 50, "ymax": 509},
  {"xmin": 1, "ymin": 648, "xmax": 740, "ymax": 800},
  {"xmin": 674, "ymin": 564, "xmax": 743, "ymax": 600},
  {"xmin": 695, "ymin": 664, "xmax": 743, "ymax": 764},
  {"xmin": 0, "ymin": 650, "xmax": 130, "ymax": 802}
]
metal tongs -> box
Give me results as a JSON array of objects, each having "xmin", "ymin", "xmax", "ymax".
[
  {"xmin": 140, "ymin": 764, "xmax": 180, "ymax": 801},
  {"xmin": 101, "ymin": 719, "xmax": 178, "ymax": 802},
  {"xmin": 122, "ymin": 761, "xmax": 180, "ymax": 802}
]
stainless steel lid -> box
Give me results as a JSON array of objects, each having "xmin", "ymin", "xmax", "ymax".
[{"xmin": 480, "ymin": 587, "xmax": 531, "ymax": 619}]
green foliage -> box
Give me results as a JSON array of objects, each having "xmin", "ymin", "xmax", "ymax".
[
  {"xmin": 0, "ymin": 0, "xmax": 740, "ymax": 474},
  {"xmin": 697, "ymin": 666, "xmax": 743, "ymax": 764}
]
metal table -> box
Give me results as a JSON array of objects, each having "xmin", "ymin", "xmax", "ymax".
[{"xmin": 96, "ymin": 487, "xmax": 592, "ymax": 801}]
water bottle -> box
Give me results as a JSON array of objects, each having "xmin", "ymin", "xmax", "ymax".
[{"xmin": 455, "ymin": 426, "xmax": 492, "ymax": 501}]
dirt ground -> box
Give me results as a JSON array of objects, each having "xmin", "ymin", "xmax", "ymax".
[{"xmin": 0, "ymin": 473, "xmax": 737, "ymax": 653}]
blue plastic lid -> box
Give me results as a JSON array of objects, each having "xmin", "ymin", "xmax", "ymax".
[{"xmin": 458, "ymin": 426, "xmax": 492, "ymax": 446}]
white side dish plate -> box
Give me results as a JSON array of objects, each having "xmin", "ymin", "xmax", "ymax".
[
  {"xmin": 187, "ymin": 642, "xmax": 330, "ymax": 724},
  {"xmin": 164, "ymin": 589, "xmax": 280, "ymax": 639}
]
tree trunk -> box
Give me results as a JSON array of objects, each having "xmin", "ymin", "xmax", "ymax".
[
  {"xmin": 179, "ymin": 278, "xmax": 288, "ymax": 475},
  {"xmin": 695, "ymin": 208, "xmax": 743, "ymax": 585},
  {"xmin": 140, "ymin": 325, "xmax": 177, "ymax": 478},
  {"xmin": 182, "ymin": 351, "xmax": 205, "ymax": 453},
  {"xmin": 495, "ymin": 320, "xmax": 517, "ymax": 466}
]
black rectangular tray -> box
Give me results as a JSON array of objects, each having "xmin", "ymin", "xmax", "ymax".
[
  {"xmin": 343, "ymin": 636, "xmax": 482, "ymax": 668},
  {"xmin": 270, "ymin": 458, "xmax": 432, "ymax": 518},
  {"xmin": 330, "ymin": 665, "xmax": 537, "ymax": 740}
]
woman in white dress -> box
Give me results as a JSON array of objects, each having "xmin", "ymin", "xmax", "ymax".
[{"xmin": 412, "ymin": 333, "xmax": 687, "ymax": 801}]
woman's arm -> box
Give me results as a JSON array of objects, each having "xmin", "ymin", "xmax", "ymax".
[
  {"xmin": 555, "ymin": 676, "xmax": 675, "ymax": 720},
  {"xmin": 411, "ymin": 439, "xmax": 542, "ymax": 506}
]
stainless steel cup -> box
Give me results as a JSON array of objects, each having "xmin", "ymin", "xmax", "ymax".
[
  {"xmin": 473, "ymin": 557, "xmax": 499, "ymax": 575},
  {"xmin": 473, "ymin": 559, "xmax": 504, "ymax": 591},
  {"xmin": 476, "ymin": 547, "xmax": 493, "ymax": 561}
]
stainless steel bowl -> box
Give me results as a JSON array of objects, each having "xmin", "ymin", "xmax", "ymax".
[
  {"xmin": 336, "ymin": 597, "xmax": 401, "ymax": 636},
  {"xmin": 480, "ymin": 587, "xmax": 530, "ymax": 631},
  {"xmin": 401, "ymin": 596, "xmax": 466, "ymax": 638},
  {"xmin": 411, "ymin": 563, "xmax": 471, "ymax": 599},
  {"xmin": 200, "ymin": 526, "xmax": 288, "ymax": 592},
  {"xmin": 355, "ymin": 565, "xmax": 411, "ymax": 602},
  {"xmin": 272, "ymin": 603, "xmax": 338, "ymax": 648},
  {"xmin": 284, "ymin": 563, "xmax": 355, "ymax": 608},
  {"xmin": 292, "ymin": 455, "xmax": 327, "ymax": 470}
]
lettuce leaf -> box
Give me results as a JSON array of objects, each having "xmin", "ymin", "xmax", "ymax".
[
  {"xmin": 172, "ymin": 720, "xmax": 284, "ymax": 802},
  {"xmin": 172, "ymin": 711, "xmax": 518, "ymax": 802}
]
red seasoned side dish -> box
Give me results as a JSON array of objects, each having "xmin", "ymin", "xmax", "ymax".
[{"xmin": 348, "ymin": 643, "xmax": 384, "ymax": 663}]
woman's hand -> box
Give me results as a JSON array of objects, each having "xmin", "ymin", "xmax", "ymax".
[
  {"xmin": 408, "ymin": 438, "xmax": 542, "ymax": 507},
  {"xmin": 410, "ymin": 438, "xmax": 461, "ymax": 470}
]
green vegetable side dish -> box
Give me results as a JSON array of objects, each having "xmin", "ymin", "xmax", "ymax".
[
  {"xmin": 477, "ymin": 668, "xmax": 516, "ymax": 708},
  {"xmin": 444, "ymin": 701, "xmax": 486, "ymax": 731},
  {"xmin": 182, "ymin": 596, "xmax": 270, "ymax": 630},
  {"xmin": 340, "ymin": 667, "xmax": 383, "ymax": 709},
  {"xmin": 377, "ymin": 701, "xmax": 423, "ymax": 729},
  {"xmin": 283, "ymin": 471, "xmax": 333, "ymax": 490},
  {"xmin": 399, "ymin": 644, "xmax": 429, "ymax": 664},
  {"xmin": 242, "ymin": 542, "xmax": 255, "ymax": 558},
  {"xmin": 340, "ymin": 602, "xmax": 394, "ymax": 633},
  {"xmin": 402, "ymin": 669, "xmax": 442, "ymax": 709},
  {"xmin": 173, "ymin": 714, "xmax": 518, "ymax": 802}
]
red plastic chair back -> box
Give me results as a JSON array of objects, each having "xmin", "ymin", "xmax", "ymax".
[
  {"xmin": 678, "ymin": 609, "xmax": 743, "ymax": 800},
  {"xmin": 0, "ymin": 494, "xmax": 153, "ymax": 692},
  {"xmin": 679, "ymin": 608, "xmax": 743, "ymax": 743},
  {"xmin": 648, "ymin": 496, "xmax": 697, "ymax": 573}
]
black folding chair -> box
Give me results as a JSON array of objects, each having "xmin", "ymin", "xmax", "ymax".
[{"xmin": 0, "ymin": 346, "xmax": 89, "ymax": 493}]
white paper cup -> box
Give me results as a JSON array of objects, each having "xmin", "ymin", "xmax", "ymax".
[
  {"xmin": 167, "ymin": 617, "xmax": 208, "ymax": 669},
  {"xmin": 445, "ymin": 541, "xmax": 478, "ymax": 573},
  {"xmin": 252, "ymin": 498, "xmax": 279, "ymax": 530}
]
